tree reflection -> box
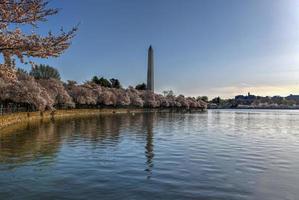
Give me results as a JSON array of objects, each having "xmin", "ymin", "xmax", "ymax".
[
  {"xmin": 0, "ymin": 119, "xmax": 62, "ymax": 166},
  {"xmin": 0, "ymin": 113, "xmax": 158, "ymax": 176}
]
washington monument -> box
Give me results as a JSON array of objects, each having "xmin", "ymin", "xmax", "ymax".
[{"xmin": 147, "ymin": 45, "xmax": 154, "ymax": 92}]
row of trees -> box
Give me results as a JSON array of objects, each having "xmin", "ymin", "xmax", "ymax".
[
  {"xmin": 0, "ymin": 64, "xmax": 207, "ymax": 111},
  {"xmin": 25, "ymin": 65, "xmax": 147, "ymax": 91}
]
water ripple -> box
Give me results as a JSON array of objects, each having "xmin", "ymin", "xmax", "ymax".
[{"xmin": 0, "ymin": 110, "xmax": 299, "ymax": 200}]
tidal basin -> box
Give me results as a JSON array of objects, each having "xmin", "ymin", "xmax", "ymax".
[{"xmin": 0, "ymin": 110, "xmax": 299, "ymax": 200}]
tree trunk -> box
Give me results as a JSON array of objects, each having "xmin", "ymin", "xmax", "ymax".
[{"xmin": 2, "ymin": 51, "xmax": 12, "ymax": 67}]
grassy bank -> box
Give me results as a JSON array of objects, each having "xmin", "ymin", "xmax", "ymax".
[{"xmin": 0, "ymin": 108, "xmax": 155, "ymax": 131}]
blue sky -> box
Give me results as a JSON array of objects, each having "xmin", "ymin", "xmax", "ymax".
[{"xmin": 9, "ymin": 0, "xmax": 299, "ymax": 98}]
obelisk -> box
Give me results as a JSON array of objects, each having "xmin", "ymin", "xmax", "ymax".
[{"xmin": 147, "ymin": 45, "xmax": 154, "ymax": 92}]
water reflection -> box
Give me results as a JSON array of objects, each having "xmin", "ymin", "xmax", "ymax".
[
  {"xmin": 1, "ymin": 111, "xmax": 299, "ymax": 200},
  {"xmin": 143, "ymin": 113, "xmax": 155, "ymax": 179},
  {"xmin": 0, "ymin": 113, "xmax": 158, "ymax": 176},
  {"xmin": 0, "ymin": 120, "xmax": 62, "ymax": 166}
]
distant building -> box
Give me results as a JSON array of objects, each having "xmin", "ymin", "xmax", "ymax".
[
  {"xmin": 235, "ymin": 92, "xmax": 257, "ymax": 105},
  {"xmin": 286, "ymin": 94, "xmax": 299, "ymax": 101},
  {"xmin": 272, "ymin": 96, "xmax": 284, "ymax": 101}
]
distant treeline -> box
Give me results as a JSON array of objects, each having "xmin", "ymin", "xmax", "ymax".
[{"xmin": 208, "ymin": 95, "xmax": 299, "ymax": 109}]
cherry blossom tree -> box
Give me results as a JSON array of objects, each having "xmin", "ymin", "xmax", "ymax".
[
  {"xmin": 0, "ymin": 0, "xmax": 77, "ymax": 67},
  {"xmin": 0, "ymin": 71, "xmax": 54, "ymax": 111},
  {"xmin": 37, "ymin": 78, "xmax": 74, "ymax": 108}
]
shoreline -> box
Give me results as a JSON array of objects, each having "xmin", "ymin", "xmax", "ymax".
[
  {"xmin": 0, "ymin": 108, "xmax": 150, "ymax": 131},
  {"xmin": 0, "ymin": 108, "xmax": 206, "ymax": 131}
]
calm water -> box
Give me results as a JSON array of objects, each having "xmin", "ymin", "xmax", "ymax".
[{"xmin": 0, "ymin": 110, "xmax": 299, "ymax": 200}]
